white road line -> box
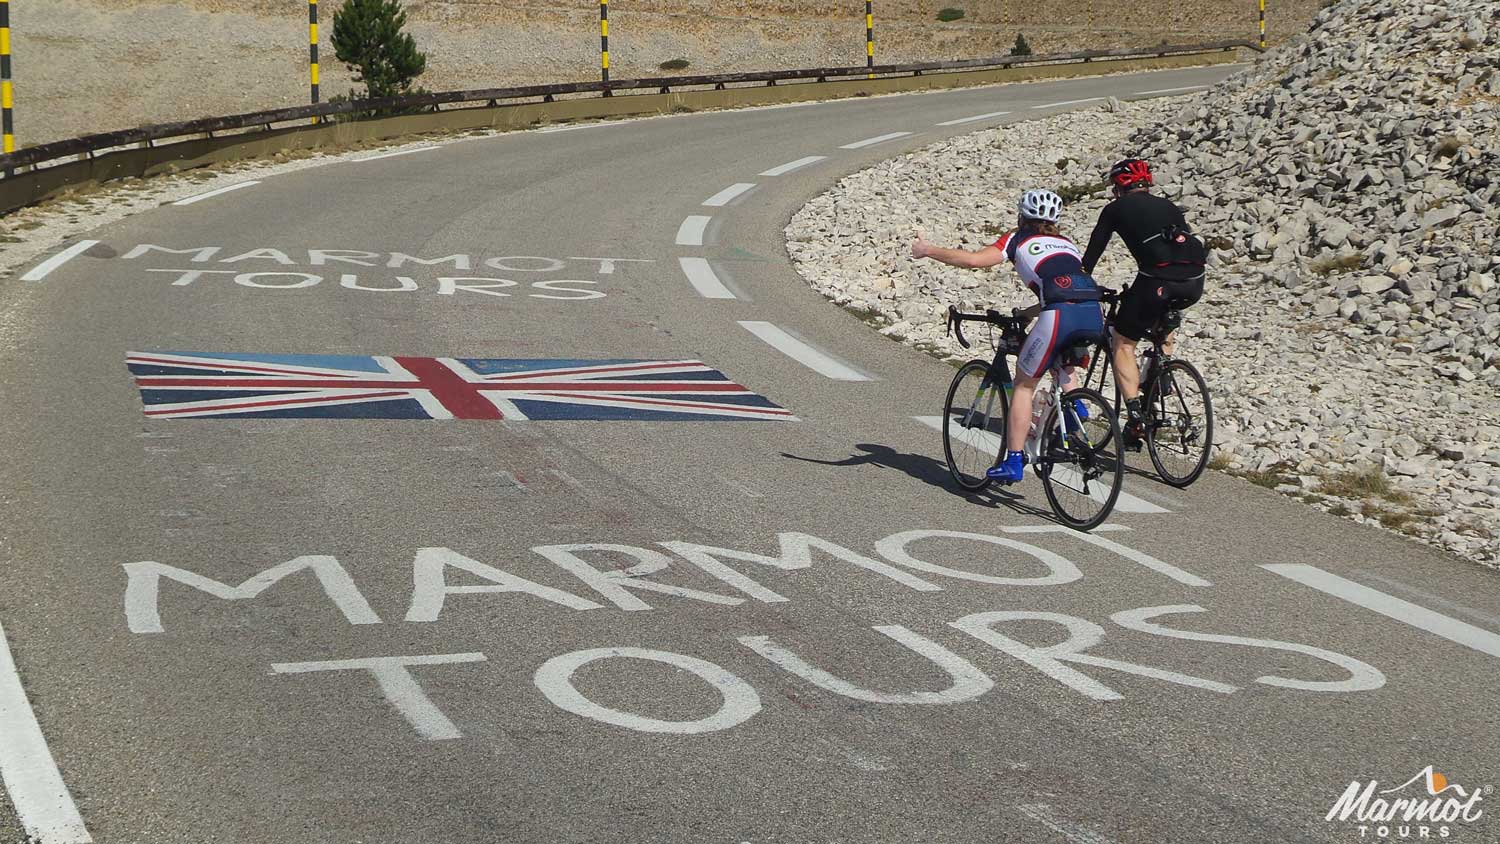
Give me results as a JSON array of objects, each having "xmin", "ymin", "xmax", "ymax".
[
  {"xmin": 759, "ymin": 156, "xmax": 826, "ymax": 177},
  {"xmin": 172, "ymin": 181, "xmax": 261, "ymax": 206},
  {"xmin": 356, "ymin": 146, "xmax": 439, "ymax": 162},
  {"xmin": 839, "ymin": 131, "xmax": 913, "ymax": 150},
  {"xmin": 1133, "ymin": 85, "xmax": 1209, "ymax": 96},
  {"xmin": 1264, "ymin": 564, "xmax": 1500, "ymax": 660},
  {"xmin": 536, "ymin": 122, "xmax": 619, "ymax": 134},
  {"xmin": 1353, "ymin": 571, "xmax": 1500, "ymax": 628},
  {"xmin": 0, "ymin": 619, "xmax": 93, "ymax": 843},
  {"xmin": 19, "ymin": 240, "xmax": 99, "ymax": 282},
  {"xmin": 1031, "ymin": 97, "xmax": 1105, "ymax": 109},
  {"xmin": 1016, "ymin": 804, "xmax": 1117, "ymax": 844},
  {"xmin": 702, "ymin": 183, "xmax": 756, "ymax": 207},
  {"xmin": 936, "ymin": 110, "xmax": 1012, "ymax": 126},
  {"xmin": 675, "ymin": 215, "xmax": 712, "ymax": 247},
  {"xmin": 910, "ymin": 416, "xmax": 1170, "ymax": 514},
  {"xmin": 740, "ymin": 321, "xmax": 871, "ymax": 381},
  {"xmin": 678, "ymin": 257, "xmax": 736, "ymax": 300}
]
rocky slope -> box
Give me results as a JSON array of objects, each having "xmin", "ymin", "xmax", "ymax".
[
  {"xmin": 18, "ymin": 0, "xmax": 1318, "ymax": 146},
  {"xmin": 786, "ymin": 0, "xmax": 1500, "ymax": 567}
]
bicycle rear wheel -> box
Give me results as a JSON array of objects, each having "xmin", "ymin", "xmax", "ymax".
[
  {"xmin": 942, "ymin": 360, "xmax": 1009, "ymax": 491},
  {"xmin": 1038, "ymin": 387, "xmax": 1123, "ymax": 531},
  {"xmin": 1146, "ymin": 359, "xmax": 1214, "ymax": 487}
]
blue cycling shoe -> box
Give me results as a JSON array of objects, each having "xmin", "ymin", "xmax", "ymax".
[
  {"xmin": 986, "ymin": 450, "xmax": 1027, "ymax": 484},
  {"xmin": 1066, "ymin": 399, "xmax": 1089, "ymax": 435}
]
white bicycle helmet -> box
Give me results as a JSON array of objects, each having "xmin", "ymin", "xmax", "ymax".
[{"xmin": 1018, "ymin": 189, "xmax": 1063, "ymax": 223}]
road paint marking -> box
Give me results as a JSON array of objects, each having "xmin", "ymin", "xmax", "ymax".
[
  {"xmin": 0, "ymin": 619, "xmax": 93, "ymax": 843},
  {"xmin": 1263, "ymin": 564, "xmax": 1500, "ymax": 660},
  {"xmin": 356, "ymin": 146, "xmax": 439, "ymax": 162},
  {"xmin": 536, "ymin": 122, "xmax": 619, "ymax": 134},
  {"xmin": 678, "ymin": 257, "xmax": 736, "ymax": 300},
  {"xmin": 173, "ymin": 181, "xmax": 261, "ymax": 206},
  {"xmin": 675, "ymin": 215, "xmax": 712, "ymax": 246},
  {"xmin": 936, "ymin": 110, "xmax": 1012, "ymax": 126},
  {"xmin": 1353, "ymin": 571, "xmax": 1500, "ymax": 628},
  {"xmin": 702, "ymin": 183, "xmax": 756, "ymax": 207},
  {"xmin": 839, "ymin": 131, "xmax": 912, "ymax": 149},
  {"xmin": 759, "ymin": 155, "xmax": 826, "ymax": 176},
  {"xmin": 1016, "ymin": 804, "xmax": 1117, "ymax": 844},
  {"xmin": 1002, "ymin": 525, "xmax": 1207, "ymax": 586},
  {"xmin": 741, "ymin": 625, "xmax": 993, "ymax": 704},
  {"xmin": 535, "ymin": 647, "xmax": 762, "ymax": 734},
  {"xmin": 910, "ymin": 416, "xmax": 1169, "ymax": 514},
  {"xmin": 740, "ymin": 321, "xmax": 871, "ymax": 381},
  {"xmin": 1031, "ymin": 97, "xmax": 1105, "ymax": 109},
  {"xmin": 271, "ymin": 653, "xmax": 487, "ymax": 740},
  {"xmin": 1132, "ymin": 85, "xmax": 1209, "ymax": 96},
  {"xmin": 19, "ymin": 240, "xmax": 100, "ymax": 282}
]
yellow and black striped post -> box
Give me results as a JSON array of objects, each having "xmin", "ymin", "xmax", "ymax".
[
  {"xmin": 309, "ymin": 0, "xmax": 320, "ymax": 122},
  {"xmin": 600, "ymin": 0, "xmax": 611, "ymax": 92},
  {"xmin": 2, "ymin": 0, "xmax": 14, "ymax": 157},
  {"xmin": 865, "ymin": 0, "xmax": 874, "ymax": 78},
  {"xmin": 1258, "ymin": 0, "xmax": 1266, "ymax": 49}
]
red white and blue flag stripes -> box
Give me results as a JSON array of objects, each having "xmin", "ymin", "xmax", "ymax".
[{"xmin": 127, "ymin": 352, "xmax": 796, "ymax": 422}]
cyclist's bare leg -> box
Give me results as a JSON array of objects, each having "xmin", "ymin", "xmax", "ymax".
[
  {"xmin": 1112, "ymin": 335, "xmax": 1142, "ymax": 401},
  {"xmin": 1008, "ymin": 373, "xmax": 1042, "ymax": 453}
]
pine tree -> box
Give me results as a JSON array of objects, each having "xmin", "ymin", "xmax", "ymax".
[
  {"xmin": 1011, "ymin": 33, "xmax": 1033, "ymax": 56},
  {"xmin": 331, "ymin": 0, "xmax": 428, "ymax": 101}
]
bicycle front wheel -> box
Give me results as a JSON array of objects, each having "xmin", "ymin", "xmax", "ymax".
[
  {"xmin": 1146, "ymin": 359, "xmax": 1214, "ymax": 487},
  {"xmin": 1038, "ymin": 387, "xmax": 1123, "ymax": 531},
  {"xmin": 942, "ymin": 360, "xmax": 1009, "ymax": 491}
]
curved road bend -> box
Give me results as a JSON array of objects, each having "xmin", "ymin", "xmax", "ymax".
[{"xmin": 2, "ymin": 63, "xmax": 1498, "ymax": 844}]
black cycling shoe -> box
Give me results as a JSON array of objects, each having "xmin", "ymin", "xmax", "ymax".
[{"xmin": 1122, "ymin": 419, "xmax": 1146, "ymax": 452}]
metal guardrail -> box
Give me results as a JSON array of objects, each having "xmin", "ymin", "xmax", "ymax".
[{"xmin": 0, "ymin": 40, "xmax": 1256, "ymax": 176}]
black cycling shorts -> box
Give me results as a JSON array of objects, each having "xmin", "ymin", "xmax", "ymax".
[{"xmin": 1114, "ymin": 273, "xmax": 1204, "ymax": 341}]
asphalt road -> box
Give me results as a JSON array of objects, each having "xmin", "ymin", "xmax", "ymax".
[{"xmin": 3, "ymin": 64, "xmax": 1499, "ymax": 844}]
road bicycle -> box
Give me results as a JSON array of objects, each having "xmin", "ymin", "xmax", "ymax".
[
  {"xmin": 1080, "ymin": 289, "xmax": 1214, "ymax": 487},
  {"xmin": 941, "ymin": 306, "xmax": 1123, "ymax": 531}
]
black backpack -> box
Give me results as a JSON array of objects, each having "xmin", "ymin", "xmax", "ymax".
[{"xmin": 1140, "ymin": 224, "xmax": 1207, "ymax": 282}]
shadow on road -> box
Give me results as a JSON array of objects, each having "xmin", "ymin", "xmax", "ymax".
[{"xmin": 780, "ymin": 443, "xmax": 1058, "ymax": 523}]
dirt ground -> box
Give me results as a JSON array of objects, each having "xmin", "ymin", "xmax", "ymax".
[{"xmin": 18, "ymin": 0, "xmax": 1317, "ymax": 146}]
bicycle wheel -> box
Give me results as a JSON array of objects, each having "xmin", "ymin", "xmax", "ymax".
[
  {"xmin": 1037, "ymin": 387, "xmax": 1123, "ymax": 531},
  {"xmin": 942, "ymin": 360, "xmax": 1009, "ymax": 491},
  {"xmin": 1146, "ymin": 359, "xmax": 1214, "ymax": 487}
]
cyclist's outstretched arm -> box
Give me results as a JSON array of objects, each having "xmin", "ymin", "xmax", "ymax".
[
  {"xmin": 1081, "ymin": 210, "xmax": 1116, "ymax": 275},
  {"xmin": 912, "ymin": 238, "xmax": 1006, "ymax": 269}
]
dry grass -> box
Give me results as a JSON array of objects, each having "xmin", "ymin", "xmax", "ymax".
[
  {"xmin": 1320, "ymin": 466, "xmax": 1414, "ymax": 505},
  {"xmin": 1310, "ymin": 253, "xmax": 1364, "ymax": 275}
]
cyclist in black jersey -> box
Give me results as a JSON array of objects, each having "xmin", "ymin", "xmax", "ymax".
[{"xmin": 1081, "ymin": 158, "xmax": 1204, "ymax": 449}]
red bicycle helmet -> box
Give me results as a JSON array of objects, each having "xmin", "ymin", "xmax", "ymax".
[{"xmin": 1108, "ymin": 158, "xmax": 1154, "ymax": 190}]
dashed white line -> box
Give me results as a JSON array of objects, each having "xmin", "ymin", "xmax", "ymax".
[
  {"xmin": 702, "ymin": 183, "xmax": 756, "ymax": 207},
  {"xmin": 936, "ymin": 110, "xmax": 1012, "ymax": 126},
  {"xmin": 173, "ymin": 181, "xmax": 261, "ymax": 206},
  {"xmin": 759, "ymin": 156, "xmax": 826, "ymax": 177},
  {"xmin": 675, "ymin": 215, "xmax": 712, "ymax": 247},
  {"xmin": 0, "ymin": 619, "xmax": 93, "ymax": 843},
  {"xmin": 1031, "ymin": 97, "xmax": 1105, "ymax": 109},
  {"xmin": 910, "ymin": 416, "xmax": 1170, "ymax": 514},
  {"xmin": 679, "ymin": 257, "xmax": 736, "ymax": 300},
  {"xmin": 1016, "ymin": 804, "xmax": 1117, "ymax": 844},
  {"xmin": 1132, "ymin": 85, "xmax": 1209, "ymax": 96},
  {"xmin": 356, "ymin": 146, "xmax": 440, "ymax": 162},
  {"xmin": 839, "ymin": 132, "xmax": 913, "ymax": 150},
  {"xmin": 1353, "ymin": 571, "xmax": 1500, "ymax": 627},
  {"xmin": 1263, "ymin": 564, "xmax": 1500, "ymax": 660},
  {"xmin": 740, "ymin": 321, "xmax": 871, "ymax": 381},
  {"xmin": 19, "ymin": 240, "xmax": 99, "ymax": 282}
]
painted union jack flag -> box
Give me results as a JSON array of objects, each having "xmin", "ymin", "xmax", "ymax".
[{"xmin": 127, "ymin": 352, "xmax": 796, "ymax": 421}]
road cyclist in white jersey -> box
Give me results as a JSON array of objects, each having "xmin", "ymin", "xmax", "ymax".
[{"xmin": 912, "ymin": 189, "xmax": 1107, "ymax": 483}]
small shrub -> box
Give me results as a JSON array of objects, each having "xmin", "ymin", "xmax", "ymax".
[
  {"xmin": 936, "ymin": 8, "xmax": 965, "ymax": 22},
  {"xmin": 1056, "ymin": 182, "xmax": 1097, "ymax": 204},
  {"xmin": 1309, "ymin": 252, "xmax": 1364, "ymax": 275},
  {"xmin": 1321, "ymin": 466, "xmax": 1414, "ymax": 505},
  {"xmin": 1011, "ymin": 33, "xmax": 1033, "ymax": 56},
  {"xmin": 659, "ymin": 58, "xmax": 691, "ymax": 71}
]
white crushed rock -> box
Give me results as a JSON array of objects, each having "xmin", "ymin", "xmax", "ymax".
[{"xmin": 786, "ymin": 90, "xmax": 1499, "ymax": 568}]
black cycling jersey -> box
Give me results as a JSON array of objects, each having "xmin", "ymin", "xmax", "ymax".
[{"xmin": 1080, "ymin": 189, "xmax": 1189, "ymax": 276}]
